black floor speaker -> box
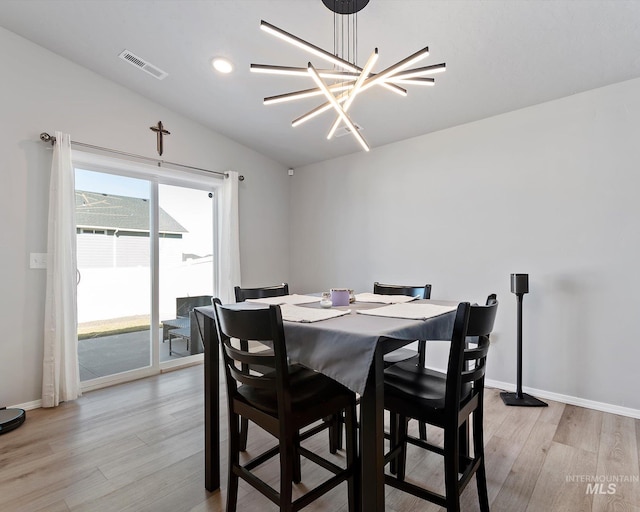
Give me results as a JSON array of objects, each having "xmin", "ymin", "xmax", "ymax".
[{"xmin": 0, "ymin": 407, "xmax": 26, "ymax": 434}]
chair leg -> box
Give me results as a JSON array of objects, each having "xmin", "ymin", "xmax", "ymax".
[
  {"xmin": 344, "ymin": 403, "xmax": 360, "ymax": 512},
  {"xmin": 473, "ymin": 409, "xmax": 490, "ymax": 512},
  {"xmin": 292, "ymin": 434, "xmax": 302, "ymax": 484},
  {"xmin": 389, "ymin": 411, "xmax": 398, "ymax": 474},
  {"xmin": 397, "ymin": 415, "xmax": 409, "ymax": 481},
  {"xmin": 239, "ymin": 418, "xmax": 249, "ymax": 451},
  {"xmin": 459, "ymin": 420, "xmax": 469, "ymax": 458},
  {"xmin": 419, "ymin": 420, "xmax": 427, "ymax": 441},
  {"xmin": 240, "ymin": 418, "xmax": 301, "ymax": 483},
  {"xmin": 328, "ymin": 414, "xmax": 342, "ymax": 453},
  {"xmin": 280, "ymin": 437, "xmax": 295, "ymax": 512},
  {"xmin": 443, "ymin": 425, "xmax": 461, "ymax": 512},
  {"xmin": 476, "ymin": 463, "xmax": 490, "ymax": 512},
  {"xmin": 417, "ymin": 342, "xmax": 428, "ymax": 442},
  {"xmin": 226, "ymin": 413, "xmax": 240, "ymax": 512}
]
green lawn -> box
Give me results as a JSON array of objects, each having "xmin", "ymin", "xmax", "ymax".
[{"xmin": 78, "ymin": 315, "xmax": 153, "ymax": 340}]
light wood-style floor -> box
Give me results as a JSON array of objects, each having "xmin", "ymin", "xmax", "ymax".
[{"xmin": 2, "ymin": 364, "xmax": 639, "ymax": 512}]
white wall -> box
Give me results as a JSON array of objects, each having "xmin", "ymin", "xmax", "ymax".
[
  {"xmin": 290, "ymin": 77, "xmax": 640, "ymax": 412},
  {"xmin": 0, "ymin": 27, "xmax": 290, "ymax": 407},
  {"xmin": 3, "ymin": 21, "xmax": 640, "ymax": 415}
]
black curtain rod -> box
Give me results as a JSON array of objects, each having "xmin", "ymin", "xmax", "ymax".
[{"xmin": 39, "ymin": 132, "xmax": 244, "ymax": 181}]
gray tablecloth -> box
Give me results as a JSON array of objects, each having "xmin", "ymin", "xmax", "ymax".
[{"xmin": 195, "ymin": 299, "xmax": 457, "ymax": 395}]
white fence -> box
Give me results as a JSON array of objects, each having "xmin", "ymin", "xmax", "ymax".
[{"xmin": 77, "ymin": 256, "xmax": 214, "ymax": 323}]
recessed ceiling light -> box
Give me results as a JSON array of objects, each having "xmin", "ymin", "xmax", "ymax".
[{"xmin": 212, "ymin": 57, "xmax": 233, "ymax": 74}]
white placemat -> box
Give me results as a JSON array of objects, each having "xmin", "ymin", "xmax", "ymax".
[
  {"xmin": 357, "ymin": 302, "xmax": 456, "ymax": 320},
  {"xmin": 280, "ymin": 304, "xmax": 351, "ymax": 323},
  {"xmin": 355, "ymin": 292, "xmax": 419, "ymax": 304},
  {"xmin": 246, "ymin": 294, "xmax": 320, "ymax": 305}
]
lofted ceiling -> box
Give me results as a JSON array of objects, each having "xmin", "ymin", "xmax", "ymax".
[{"xmin": 1, "ymin": 0, "xmax": 640, "ymax": 168}]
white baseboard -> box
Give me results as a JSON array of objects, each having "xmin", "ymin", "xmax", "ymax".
[
  {"xmin": 486, "ymin": 378, "xmax": 640, "ymax": 420},
  {"xmin": 10, "ymin": 375, "xmax": 640, "ymax": 420},
  {"xmin": 422, "ymin": 362, "xmax": 640, "ymax": 419},
  {"xmin": 8, "ymin": 399, "xmax": 42, "ymax": 411}
]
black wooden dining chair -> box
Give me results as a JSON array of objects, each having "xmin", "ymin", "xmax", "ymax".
[
  {"xmin": 235, "ymin": 283, "xmax": 341, "ymax": 476},
  {"xmin": 374, "ymin": 281, "xmax": 432, "ymax": 441},
  {"xmin": 234, "ymin": 283, "xmax": 289, "ymax": 450},
  {"xmin": 373, "ymin": 282, "xmax": 432, "ymax": 367},
  {"xmin": 213, "ymin": 299, "xmax": 359, "ymax": 512},
  {"xmin": 383, "ymin": 296, "xmax": 498, "ymax": 512},
  {"xmin": 235, "ymin": 283, "xmax": 289, "ymax": 302}
]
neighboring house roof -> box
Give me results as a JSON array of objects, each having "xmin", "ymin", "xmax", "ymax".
[{"xmin": 76, "ymin": 190, "xmax": 187, "ymax": 234}]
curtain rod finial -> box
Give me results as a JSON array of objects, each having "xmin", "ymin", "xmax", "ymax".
[{"xmin": 40, "ymin": 132, "xmax": 55, "ymax": 145}]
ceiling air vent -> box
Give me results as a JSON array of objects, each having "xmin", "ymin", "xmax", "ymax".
[
  {"xmin": 334, "ymin": 122, "xmax": 363, "ymax": 138},
  {"xmin": 118, "ymin": 50, "xmax": 168, "ymax": 80}
]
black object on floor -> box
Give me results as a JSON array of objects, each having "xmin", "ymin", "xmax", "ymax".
[
  {"xmin": 501, "ymin": 273, "xmax": 547, "ymax": 407},
  {"xmin": 0, "ymin": 407, "xmax": 26, "ymax": 434},
  {"xmin": 500, "ymin": 391, "xmax": 548, "ymax": 407}
]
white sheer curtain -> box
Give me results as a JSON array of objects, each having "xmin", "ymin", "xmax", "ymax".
[
  {"xmin": 218, "ymin": 170, "xmax": 241, "ymax": 303},
  {"xmin": 42, "ymin": 131, "xmax": 81, "ymax": 407}
]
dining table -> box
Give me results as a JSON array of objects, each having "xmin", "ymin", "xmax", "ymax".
[{"xmin": 194, "ymin": 296, "xmax": 459, "ymax": 512}]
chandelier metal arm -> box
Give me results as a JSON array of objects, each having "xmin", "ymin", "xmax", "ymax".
[
  {"xmin": 378, "ymin": 82, "xmax": 408, "ymax": 95},
  {"xmin": 315, "ymin": 47, "xmax": 431, "ymax": 100},
  {"xmin": 253, "ymin": 65, "xmax": 412, "ymax": 93},
  {"xmin": 291, "ymin": 88, "xmax": 354, "ymax": 127},
  {"xmin": 360, "ymin": 46, "xmax": 431, "ymax": 92},
  {"xmin": 251, "ymin": 64, "xmax": 361, "ymax": 80},
  {"xmin": 328, "ymin": 48, "xmax": 379, "ymax": 139},
  {"xmin": 308, "ymin": 63, "xmax": 369, "ymax": 151},
  {"xmin": 264, "ymin": 83, "xmax": 354, "ymax": 105},
  {"xmin": 288, "ymin": 49, "xmax": 436, "ymax": 128},
  {"xmin": 390, "ymin": 77, "xmax": 435, "ymax": 86},
  {"xmin": 260, "ymin": 20, "xmax": 359, "ymax": 73},
  {"xmin": 251, "ymin": 64, "xmax": 442, "ymax": 87},
  {"xmin": 292, "ymin": 103, "xmax": 335, "ymax": 127},
  {"xmin": 252, "ymin": 62, "xmax": 430, "ymax": 88},
  {"xmin": 387, "ymin": 63, "xmax": 446, "ymax": 80},
  {"xmin": 257, "ymin": 21, "xmax": 408, "ymax": 96}
]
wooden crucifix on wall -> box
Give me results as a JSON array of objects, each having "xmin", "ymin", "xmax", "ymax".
[{"xmin": 150, "ymin": 121, "xmax": 170, "ymax": 156}]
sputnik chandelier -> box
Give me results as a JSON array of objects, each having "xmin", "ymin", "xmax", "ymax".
[{"xmin": 250, "ymin": 0, "xmax": 446, "ymax": 152}]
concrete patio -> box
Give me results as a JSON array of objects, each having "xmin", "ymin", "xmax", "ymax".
[{"xmin": 78, "ymin": 328, "xmax": 200, "ymax": 381}]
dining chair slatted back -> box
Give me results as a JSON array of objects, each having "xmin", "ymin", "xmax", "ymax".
[
  {"xmin": 212, "ymin": 299, "xmax": 359, "ymax": 512},
  {"xmin": 384, "ymin": 297, "xmax": 499, "ymax": 512},
  {"xmin": 232, "ymin": 283, "xmax": 289, "ymax": 450},
  {"xmin": 374, "ymin": 281, "xmax": 433, "ymax": 442},
  {"xmin": 373, "ymin": 282, "xmax": 432, "ymax": 300},
  {"xmin": 214, "ymin": 301, "xmax": 291, "ymax": 414},
  {"xmin": 372, "ymin": 282, "xmax": 432, "ymax": 367},
  {"xmin": 234, "ymin": 283, "xmax": 289, "ymax": 302},
  {"xmin": 445, "ymin": 298, "xmax": 497, "ymax": 411},
  {"xmin": 460, "ymin": 293, "xmax": 497, "ymax": 382}
]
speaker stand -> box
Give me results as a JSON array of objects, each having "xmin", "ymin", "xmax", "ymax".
[
  {"xmin": 501, "ymin": 292, "xmax": 547, "ymax": 407},
  {"xmin": 500, "ymin": 391, "xmax": 548, "ymax": 407}
]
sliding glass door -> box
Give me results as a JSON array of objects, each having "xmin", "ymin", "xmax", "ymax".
[
  {"xmin": 75, "ymin": 171, "xmax": 152, "ymax": 382},
  {"xmin": 74, "ymin": 161, "xmax": 216, "ymax": 387},
  {"xmin": 158, "ymin": 184, "xmax": 215, "ymax": 362}
]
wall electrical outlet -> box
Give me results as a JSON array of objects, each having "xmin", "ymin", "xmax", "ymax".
[{"xmin": 30, "ymin": 253, "xmax": 47, "ymax": 269}]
